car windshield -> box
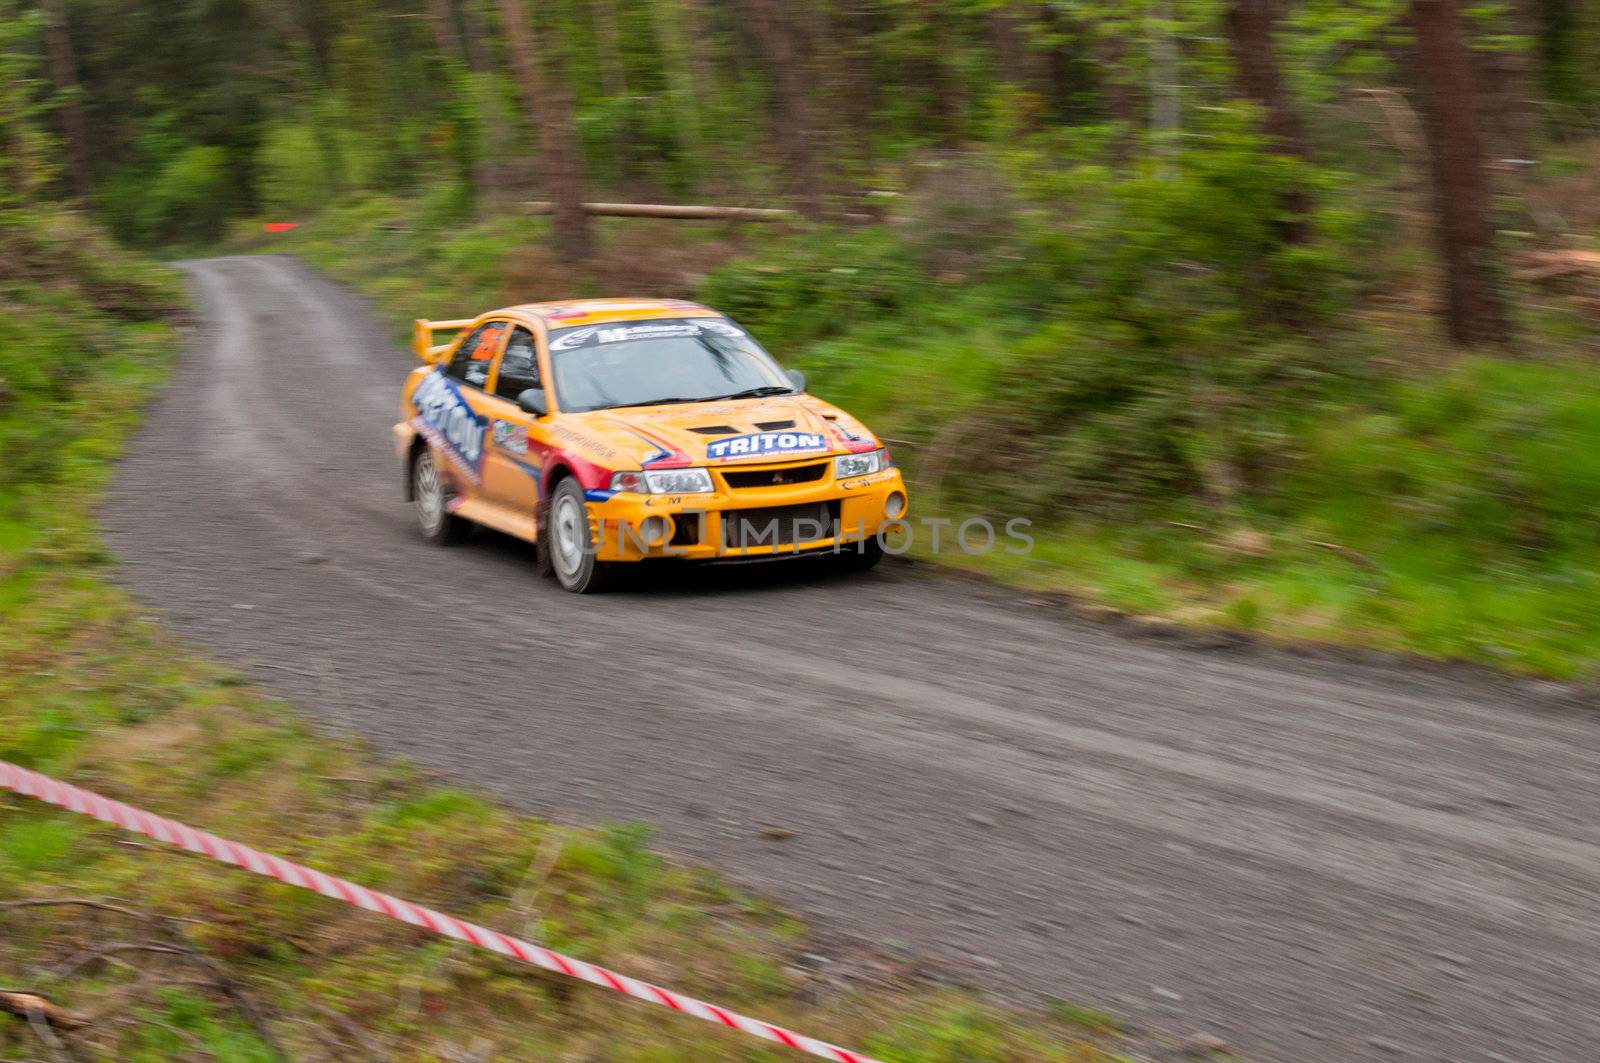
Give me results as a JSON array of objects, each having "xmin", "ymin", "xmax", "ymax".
[{"xmin": 547, "ymin": 317, "xmax": 792, "ymax": 413}]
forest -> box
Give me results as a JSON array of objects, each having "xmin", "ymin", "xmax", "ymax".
[
  {"xmin": 5, "ymin": 0, "xmax": 1600, "ymax": 671},
  {"xmin": 4, "ymin": 4, "xmax": 1600, "ymax": 1061}
]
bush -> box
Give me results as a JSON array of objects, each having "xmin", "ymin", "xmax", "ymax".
[
  {"xmin": 0, "ymin": 209, "xmax": 180, "ymax": 503},
  {"xmin": 256, "ymin": 123, "xmax": 341, "ymax": 219},
  {"xmin": 100, "ymin": 139, "xmax": 237, "ymax": 247},
  {"xmin": 707, "ymin": 127, "xmax": 1371, "ymax": 518},
  {"xmin": 700, "ymin": 225, "xmax": 928, "ymax": 350}
]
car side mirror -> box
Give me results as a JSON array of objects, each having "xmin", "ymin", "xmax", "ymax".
[
  {"xmin": 517, "ymin": 388, "xmax": 549, "ymax": 417},
  {"xmin": 785, "ymin": 368, "xmax": 807, "ymax": 393}
]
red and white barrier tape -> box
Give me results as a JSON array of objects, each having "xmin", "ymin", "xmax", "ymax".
[{"xmin": 0, "ymin": 759, "xmax": 881, "ymax": 1063}]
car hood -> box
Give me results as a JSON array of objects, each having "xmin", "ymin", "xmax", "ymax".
[{"xmin": 565, "ymin": 395, "xmax": 881, "ymax": 470}]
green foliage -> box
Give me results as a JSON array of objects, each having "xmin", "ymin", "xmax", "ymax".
[
  {"xmin": 710, "ymin": 123, "xmax": 1371, "ymax": 517},
  {"xmin": 690, "ymin": 123, "xmax": 1600, "ymax": 674},
  {"xmin": 256, "ymin": 122, "xmax": 339, "ymax": 218},
  {"xmin": 563, "ymin": 822, "xmax": 662, "ymax": 912},
  {"xmin": 1297, "ymin": 358, "xmax": 1600, "ymax": 558},
  {"xmin": 0, "ymin": 817, "xmax": 83, "ymax": 875},
  {"xmin": 868, "ymin": 1001, "xmax": 1116, "ymax": 1063},
  {"xmin": 98, "ymin": 127, "xmax": 240, "ymax": 247},
  {"xmin": 702, "ymin": 225, "xmax": 928, "ymax": 350},
  {"xmin": 0, "ymin": 3, "xmax": 54, "ymax": 205},
  {"xmin": 0, "ymin": 211, "xmax": 181, "ymax": 497},
  {"xmin": 130, "ymin": 990, "xmax": 278, "ymax": 1063}
]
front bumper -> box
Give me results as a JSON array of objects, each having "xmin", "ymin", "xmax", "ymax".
[{"xmin": 585, "ymin": 461, "xmax": 908, "ymax": 563}]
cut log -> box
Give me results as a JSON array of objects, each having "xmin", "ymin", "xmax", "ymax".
[
  {"xmin": 0, "ymin": 989, "xmax": 92, "ymax": 1031},
  {"xmin": 1516, "ymin": 249, "xmax": 1600, "ymax": 281},
  {"xmin": 524, "ymin": 201, "xmax": 795, "ymax": 222}
]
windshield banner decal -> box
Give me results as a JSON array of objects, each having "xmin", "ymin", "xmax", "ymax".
[{"xmin": 549, "ymin": 317, "xmax": 745, "ymax": 351}]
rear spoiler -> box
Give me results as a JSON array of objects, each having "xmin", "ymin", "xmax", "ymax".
[{"xmin": 411, "ymin": 318, "xmax": 474, "ymax": 363}]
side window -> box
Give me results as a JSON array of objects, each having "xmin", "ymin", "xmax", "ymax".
[
  {"xmin": 445, "ymin": 322, "xmax": 507, "ymax": 390},
  {"xmin": 495, "ymin": 327, "xmax": 541, "ymax": 401}
]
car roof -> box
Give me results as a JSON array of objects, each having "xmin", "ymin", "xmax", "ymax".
[{"xmin": 499, "ymin": 298, "xmax": 720, "ymax": 328}]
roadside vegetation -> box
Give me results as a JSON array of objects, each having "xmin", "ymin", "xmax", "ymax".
[
  {"xmin": 267, "ymin": 141, "xmax": 1600, "ymax": 678},
  {"xmin": 0, "ymin": 207, "xmax": 1128, "ymax": 1062},
  {"xmin": 57, "ymin": 0, "xmax": 1579, "ymax": 677}
]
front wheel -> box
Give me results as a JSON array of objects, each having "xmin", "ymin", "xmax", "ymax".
[
  {"xmin": 542, "ymin": 478, "xmax": 613, "ymax": 593},
  {"xmin": 413, "ymin": 448, "xmax": 470, "ymax": 545},
  {"xmin": 835, "ymin": 536, "xmax": 884, "ymax": 573}
]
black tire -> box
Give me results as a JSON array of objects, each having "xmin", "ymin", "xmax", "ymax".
[
  {"xmin": 534, "ymin": 495, "xmax": 556, "ymax": 579},
  {"xmin": 412, "ymin": 448, "xmax": 471, "ymax": 545},
  {"xmin": 542, "ymin": 477, "xmax": 614, "ymax": 593},
  {"xmin": 835, "ymin": 536, "xmax": 884, "ymax": 573}
]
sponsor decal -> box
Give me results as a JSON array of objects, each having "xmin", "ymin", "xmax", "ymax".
[
  {"xmin": 824, "ymin": 414, "xmax": 879, "ymax": 453},
  {"xmin": 552, "ymin": 423, "xmax": 620, "ymax": 463},
  {"xmin": 705, "ymin": 431, "xmax": 828, "ymax": 461},
  {"xmin": 412, "ymin": 371, "xmax": 487, "ymax": 480},
  {"xmin": 840, "ymin": 471, "xmax": 895, "ymax": 490},
  {"xmin": 549, "ymin": 317, "xmax": 746, "ymax": 352},
  {"xmin": 492, "ymin": 419, "xmax": 530, "ymax": 456},
  {"xmin": 609, "ymin": 423, "xmax": 691, "ymax": 468}
]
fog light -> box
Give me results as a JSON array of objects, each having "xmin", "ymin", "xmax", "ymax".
[
  {"xmin": 885, "ymin": 491, "xmax": 908, "ymax": 519},
  {"xmin": 638, "ymin": 515, "xmax": 671, "ymax": 547}
]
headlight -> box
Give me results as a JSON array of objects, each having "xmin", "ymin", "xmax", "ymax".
[
  {"xmin": 644, "ymin": 467, "xmax": 714, "ymax": 494},
  {"xmin": 609, "ymin": 468, "xmax": 715, "ymax": 494},
  {"xmin": 834, "ymin": 449, "xmax": 888, "ymax": 479}
]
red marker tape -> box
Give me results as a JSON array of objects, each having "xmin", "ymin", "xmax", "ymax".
[
  {"xmin": 262, "ymin": 222, "xmax": 299, "ymax": 233},
  {"xmin": 0, "ymin": 759, "xmax": 879, "ymax": 1063}
]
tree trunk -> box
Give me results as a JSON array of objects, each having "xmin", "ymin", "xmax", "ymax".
[
  {"xmin": 1222, "ymin": 0, "xmax": 1307, "ymax": 158},
  {"xmin": 1532, "ymin": 0, "xmax": 1586, "ymax": 121},
  {"xmin": 824, "ymin": 0, "xmax": 879, "ymax": 180},
  {"xmin": 41, "ymin": 0, "xmax": 91, "ymax": 201},
  {"xmin": 1473, "ymin": 0, "xmax": 1537, "ymax": 160},
  {"xmin": 652, "ymin": 0, "xmax": 702, "ymax": 162},
  {"xmin": 680, "ymin": 0, "xmax": 719, "ymax": 110},
  {"xmin": 498, "ymin": 0, "xmax": 594, "ymax": 258},
  {"xmin": 1149, "ymin": 0, "xmax": 1181, "ymax": 146},
  {"xmin": 461, "ymin": 0, "xmax": 519, "ymax": 195},
  {"xmin": 1409, "ymin": 0, "xmax": 1512, "ymax": 346},
  {"xmin": 424, "ymin": 0, "xmax": 462, "ymax": 58},
  {"xmin": 425, "ymin": 0, "xmax": 483, "ymax": 209},
  {"xmin": 1091, "ymin": 25, "xmax": 1140, "ymax": 161},
  {"xmin": 593, "ymin": 0, "xmax": 633, "ymax": 190},
  {"xmin": 1222, "ymin": 0, "xmax": 1310, "ymax": 239},
  {"xmin": 921, "ymin": 1, "xmax": 963, "ymax": 146},
  {"xmin": 988, "ymin": 2, "xmax": 1052, "ymax": 128},
  {"xmin": 743, "ymin": 0, "xmax": 821, "ymax": 218},
  {"xmin": 291, "ymin": 0, "xmax": 348, "ymax": 198}
]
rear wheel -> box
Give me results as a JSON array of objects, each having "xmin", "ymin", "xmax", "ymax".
[
  {"xmin": 542, "ymin": 478, "xmax": 613, "ymax": 593},
  {"xmin": 412, "ymin": 449, "xmax": 470, "ymax": 545}
]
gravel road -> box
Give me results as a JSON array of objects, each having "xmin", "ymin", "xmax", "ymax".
[{"xmin": 102, "ymin": 256, "xmax": 1600, "ymax": 1062}]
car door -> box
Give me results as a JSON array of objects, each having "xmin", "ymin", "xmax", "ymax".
[
  {"xmin": 422, "ymin": 318, "xmax": 510, "ymax": 501},
  {"xmin": 478, "ymin": 324, "xmax": 551, "ymax": 518}
]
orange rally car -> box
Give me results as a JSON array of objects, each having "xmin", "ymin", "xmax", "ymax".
[{"xmin": 393, "ymin": 299, "xmax": 909, "ymax": 592}]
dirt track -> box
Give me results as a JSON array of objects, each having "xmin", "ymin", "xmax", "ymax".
[{"xmin": 103, "ymin": 256, "xmax": 1600, "ymax": 1062}]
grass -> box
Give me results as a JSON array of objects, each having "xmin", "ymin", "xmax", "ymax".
[
  {"xmin": 912, "ymin": 354, "xmax": 1600, "ymax": 678},
  {"xmin": 2, "ymin": 209, "xmax": 1132, "ymax": 1060}
]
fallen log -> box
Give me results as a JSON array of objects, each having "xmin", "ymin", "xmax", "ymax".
[
  {"xmin": 524, "ymin": 201, "xmax": 795, "ymax": 221},
  {"xmin": 0, "ymin": 989, "xmax": 91, "ymax": 1031},
  {"xmin": 1515, "ymin": 249, "xmax": 1600, "ymax": 282}
]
